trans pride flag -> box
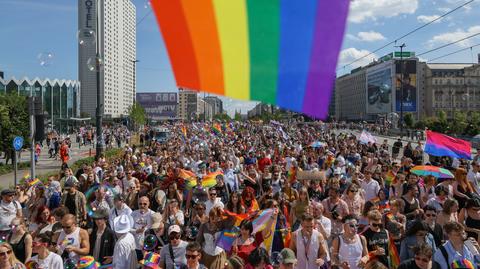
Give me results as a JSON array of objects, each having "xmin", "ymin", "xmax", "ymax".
[
  {"xmin": 425, "ymin": 130, "xmax": 472, "ymax": 160},
  {"xmin": 151, "ymin": 0, "xmax": 350, "ymax": 119}
]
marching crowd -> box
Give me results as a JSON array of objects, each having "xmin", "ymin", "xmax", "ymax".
[{"xmin": 2, "ymin": 121, "xmax": 480, "ymax": 269}]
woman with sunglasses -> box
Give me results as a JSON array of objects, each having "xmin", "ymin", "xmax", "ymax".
[
  {"xmin": 399, "ymin": 220, "xmax": 437, "ymax": 261},
  {"xmin": 332, "ymin": 215, "xmax": 368, "ymax": 269},
  {"xmin": 8, "ymin": 218, "xmax": 32, "ymax": 263},
  {"xmin": 28, "ymin": 232, "xmax": 63, "ymax": 269},
  {"xmin": 0, "ymin": 242, "xmax": 25, "ymax": 269}
]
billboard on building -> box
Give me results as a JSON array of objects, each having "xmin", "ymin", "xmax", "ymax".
[
  {"xmin": 136, "ymin": 92, "xmax": 177, "ymax": 120},
  {"xmin": 395, "ymin": 60, "xmax": 417, "ymax": 112},
  {"xmin": 366, "ymin": 65, "xmax": 393, "ymax": 114}
]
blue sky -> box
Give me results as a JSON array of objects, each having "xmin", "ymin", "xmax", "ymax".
[{"xmin": 0, "ymin": 0, "xmax": 479, "ymax": 115}]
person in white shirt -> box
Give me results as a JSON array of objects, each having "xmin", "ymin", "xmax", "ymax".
[
  {"xmin": 467, "ymin": 162, "xmax": 480, "ymax": 194},
  {"xmin": 28, "ymin": 232, "xmax": 63, "ymax": 269},
  {"xmin": 360, "ymin": 170, "xmax": 380, "ymax": 202},
  {"xmin": 0, "ymin": 189, "xmax": 22, "ymax": 240},
  {"xmin": 109, "ymin": 194, "xmax": 133, "ymax": 228},
  {"xmin": 130, "ymin": 196, "xmax": 154, "ymax": 259},
  {"xmin": 113, "ymin": 214, "xmax": 137, "ymax": 269},
  {"xmin": 205, "ymin": 189, "xmax": 224, "ymax": 215}
]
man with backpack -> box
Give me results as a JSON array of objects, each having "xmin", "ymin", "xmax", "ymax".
[{"xmin": 433, "ymin": 222, "xmax": 476, "ymax": 269}]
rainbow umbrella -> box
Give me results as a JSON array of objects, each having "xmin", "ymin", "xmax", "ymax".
[{"xmin": 410, "ymin": 165, "xmax": 454, "ymax": 179}]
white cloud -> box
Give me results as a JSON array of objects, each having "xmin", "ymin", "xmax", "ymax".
[
  {"xmin": 338, "ymin": 48, "xmax": 378, "ymax": 70},
  {"xmin": 349, "ymin": 0, "xmax": 418, "ymax": 23},
  {"xmin": 417, "ymin": 15, "xmax": 442, "ymax": 23},
  {"xmin": 428, "ymin": 25, "xmax": 480, "ymax": 47},
  {"xmin": 358, "ymin": 31, "xmax": 386, "ymax": 42}
]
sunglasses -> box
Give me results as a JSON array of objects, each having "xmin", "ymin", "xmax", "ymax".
[
  {"xmin": 349, "ymin": 190, "xmax": 358, "ymax": 193},
  {"xmin": 169, "ymin": 234, "xmax": 181, "ymax": 240},
  {"xmin": 415, "ymin": 256, "xmax": 430, "ymax": 263},
  {"xmin": 62, "ymin": 225, "xmax": 73, "ymax": 230},
  {"xmin": 348, "ymin": 224, "xmax": 358, "ymax": 229},
  {"xmin": 371, "ymin": 223, "xmax": 382, "ymax": 228},
  {"xmin": 0, "ymin": 250, "xmax": 11, "ymax": 257},
  {"xmin": 186, "ymin": 254, "xmax": 199, "ymax": 260},
  {"xmin": 32, "ymin": 242, "xmax": 48, "ymax": 247},
  {"xmin": 209, "ymin": 193, "xmax": 217, "ymax": 196},
  {"xmin": 425, "ymin": 213, "xmax": 436, "ymax": 217}
]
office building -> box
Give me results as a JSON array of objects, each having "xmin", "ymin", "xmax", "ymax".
[
  {"xmin": 425, "ymin": 62, "xmax": 480, "ymax": 118},
  {"xmin": 0, "ymin": 77, "xmax": 81, "ymax": 130},
  {"xmin": 78, "ymin": 0, "xmax": 136, "ymax": 118},
  {"xmin": 197, "ymin": 97, "xmax": 213, "ymax": 121},
  {"xmin": 204, "ymin": 96, "xmax": 223, "ymax": 115},
  {"xmin": 178, "ymin": 88, "xmax": 198, "ymax": 121}
]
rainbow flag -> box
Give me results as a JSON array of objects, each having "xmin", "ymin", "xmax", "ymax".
[
  {"xmin": 216, "ymin": 228, "xmax": 240, "ymax": 251},
  {"xmin": 181, "ymin": 126, "xmax": 188, "ymax": 139},
  {"xmin": 385, "ymin": 170, "xmax": 396, "ymax": 186},
  {"xmin": 288, "ymin": 167, "xmax": 296, "ymax": 183},
  {"xmin": 388, "ymin": 233, "xmax": 400, "ymax": 269},
  {"xmin": 425, "ymin": 130, "xmax": 472, "ymax": 160},
  {"xmin": 186, "ymin": 171, "xmax": 222, "ymax": 190},
  {"xmin": 223, "ymin": 210, "xmax": 256, "ymax": 226},
  {"xmin": 212, "ymin": 123, "xmax": 223, "ymax": 136},
  {"xmin": 178, "ymin": 169, "xmax": 196, "ymax": 181},
  {"xmin": 151, "ymin": 0, "xmax": 350, "ymax": 119},
  {"xmin": 27, "ymin": 178, "xmax": 42, "ymax": 187}
]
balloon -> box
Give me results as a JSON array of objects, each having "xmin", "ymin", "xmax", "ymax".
[{"xmin": 143, "ymin": 234, "xmax": 158, "ymax": 251}]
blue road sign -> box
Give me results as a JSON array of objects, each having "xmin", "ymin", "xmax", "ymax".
[{"xmin": 13, "ymin": 136, "xmax": 23, "ymax": 151}]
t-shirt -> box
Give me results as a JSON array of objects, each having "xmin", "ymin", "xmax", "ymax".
[
  {"xmin": 0, "ymin": 200, "xmax": 21, "ymax": 231},
  {"xmin": 159, "ymin": 241, "xmax": 188, "ymax": 269},
  {"xmin": 361, "ymin": 179, "xmax": 380, "ymax": 202},
  {"xmin": 467, "ymin": 170, "xmax": 480, "ymax": 194},
  {"xmin": 29, "ymin": 252, "xmax": 64, "ymax": 269},
  {"xmin": 363, "ymin": 228, "xmax": 389, "ymax": 267}
]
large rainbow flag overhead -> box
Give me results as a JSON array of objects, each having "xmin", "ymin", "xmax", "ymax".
[{"xmin": 151, "ymin": 0, "xmax": 350, "ymax": 119}]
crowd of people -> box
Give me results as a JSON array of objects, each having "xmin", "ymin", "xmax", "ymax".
[{"xmin": 2, "ymin": 120, "xmax": 480, "ymax": 269}]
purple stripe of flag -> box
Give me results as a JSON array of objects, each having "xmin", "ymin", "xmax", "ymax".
[{"xmin": 302, "ymin": 0, "xmax": 350, "ymax": 119}]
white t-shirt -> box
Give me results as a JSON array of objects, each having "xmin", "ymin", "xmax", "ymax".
[
  {"xmin": 360, "ymin": 179, "xmax": 380, "ymax": 202},
  {"xmin": 467, "ymin": 170, "xmax": 480, "ymax": 194},
  {"xmin": 28, "ymin": 252, "xmax": 63, "ymax": 269},
  {"xmin": 205, "ymin": 198, "xmax": 224, "ymax": 215},
  {"xmin": 130, "ymin": 209, "xmax": 154, "ymax": 250},
  {"xmin": 0, "ymin": 200, "xmax": 21, "ymax": 231}
]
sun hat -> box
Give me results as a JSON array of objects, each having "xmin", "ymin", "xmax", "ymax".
[
  {"xmin": 451, "ymin": 259, "xmax": 475, "ymax": 269},
  {"xmin": 77, "ymin": 256, "xmax": 100, "ymax": 269},
  {"xmin": 168, "ymin": 224, "xmax": 181, "ymax": 235},
  {"xmin": 113, "ymin": 214, "xmax": 133, "ymax": 234},
  {"xmin": 280, "ymin": 248, "xmax": 297, "ymax": 264},
  {"xmin": 140, "ymin": 252, "xmax": 161, "ymax": 269},
  {"xmin": 150, "ymin": 213, "xmax": 163, "ymax": 229}
]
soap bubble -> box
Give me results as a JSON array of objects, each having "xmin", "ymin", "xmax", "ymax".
[
  {"xmin": 144, "ymin": 0, "xmax": 151, "ymax": 9},
  {"xmin": 37, "ymin": 52, "xmax": 54, "ymax": 67},
  {"xmin": 271, "ymin": 251, "xmax": 282, "ymax": 266},
  {"xmin": 87, "ymin": 57, "xmax": 103, "ymax": 72},
  {"xmin": 143, "ymin": 234, "xmax": 158, "ymax": 251},
  {"xmin": 77, "ymin": 29, "xmax": 96, "ymax": 46}
]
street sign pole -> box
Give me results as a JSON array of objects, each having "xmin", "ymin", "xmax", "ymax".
[
  {"xmin": 13, "ymin": 152, "xmax": 17, "ymax": 187},
  {"xmin": 29, "ymin": 96, "xmax": 36, "ymax": 179},
  {"xmin": 12, "ymin": 136, "xmax": 23, "ymax": 187}
]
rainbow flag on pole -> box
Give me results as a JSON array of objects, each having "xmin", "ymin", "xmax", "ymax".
[
  {"xmin": 385, "ymin": 170, "xmax": 396, "ymax": 186},
  {"xmin": 425, "ymin": 130, "xmax": 472, "ymax": 160},
  {"xmin": 151, "ymin": 0, "xmax": 350, "ymax": 119},
  {"xmin": 388, "ymin": 232, "xmax": 400, "ymax": 269},
  {"xmin": 212, "ymin": 123, "xmax": 223, "ymax": 136}
]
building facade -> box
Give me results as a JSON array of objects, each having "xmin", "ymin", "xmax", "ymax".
[
  {"xmin": 197, "ymin": 98, "xmax": 213, "ymax": 121},
  {"xmin": 0, "ymin": 77, "xmax": 81, "ymax": 130},
  {"xmin": 425, "ymin": 63, "xmax": 480, "ymax": 118},
  {"xmin": 335, "ymin": 68, "xmax": 367, "ymax": 121},
  {"xmin": 204, "ymin": 96, "xmax": 223, "ymax": 115},
  {"xmin": 178, "ymin": 88, "xmax": 198, "ymax": 121},
  {"xmin": 78, "ymin": 0, "xmax": 136, "ymax": 118}
]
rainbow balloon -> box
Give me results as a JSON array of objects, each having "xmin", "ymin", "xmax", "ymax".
[{"xmin": 151, "ymin": 0, "xmax": 350, "ymax": 119}]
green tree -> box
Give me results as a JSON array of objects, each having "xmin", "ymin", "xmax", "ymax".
[
  {"xmin": 404, "ymin": 113, "xmax": 415, "ymax": 129},
  {"xmin": 128, "ymin": 102, "xmax": 146, "ymax": 130},
  {"xmin": 0, "ymin": 94, "xmax": 29, "ymax": 164},
  {"xmin": 450, "ymin": 111, "xmax": 468, "ymax": 135},
  {"xmin": 213, "ymin": 113, "xmax": 231, "ymax": 121},
  {"xmin": 234, "ymin": 111, "xmax": 242, "ymax": 121}
]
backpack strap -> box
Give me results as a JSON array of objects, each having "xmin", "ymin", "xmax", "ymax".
[
  {"xmin": 169, "ymin": 243, "xmax": 176, "ymax": 268},
  {"xmin": 439, "ymin": 245, "xmax": 450, "ymax": 269}
]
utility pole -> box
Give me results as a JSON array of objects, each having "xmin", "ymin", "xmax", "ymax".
[
  {"xmin": 395, "ymin": 43, "xmax": 406, "ymax": 135},
  {"xmin": 95, "ymin": 0, "xmax": 104, "ymax": 160}
]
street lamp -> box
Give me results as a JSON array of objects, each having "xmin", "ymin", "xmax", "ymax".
[{"xmin": 394, "ymin": 43, "xmax": 406, "ymax": 135}]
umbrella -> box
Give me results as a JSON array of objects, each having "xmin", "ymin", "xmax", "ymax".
[{"xmin": 410, "ymin": 165, "xmax": 454, "ymax": 179}]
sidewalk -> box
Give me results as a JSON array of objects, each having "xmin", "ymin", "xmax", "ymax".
[{"xmin": 0, "ymin": 142, "xmax": 96, "ymax": 189}]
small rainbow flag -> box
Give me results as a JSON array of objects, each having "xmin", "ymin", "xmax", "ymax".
[
  {"xmin": 212, "ymin": 123, "xmax": 223, "ymax": 136},
  {"xmin": 178, "ymin": 169, "xmax": 196, "ymax": 181},
  {"xmin": 288, "ymin": 167, "xmax": 296, "ymax": 183},
  {"xmin": 388, "ymin": 233, "xmax": 400, "ymax": 269},
  {"xmin": 223, "ymin": 210, "xmax": 256, "ymax": 226},
  {"xmin": 151, "ymin": 0, "xmax": 350, "ymax": 119},
  {"xmin": 385, "ymin": 170, "xmax": 396, "ymax": 186},
  {"xmin": 27, "ymin": 178, "xmax": 42, "ymax": 187},
  {"xmin": 181, "ymin": 126, "xmax": 188, "ymax": 139}
]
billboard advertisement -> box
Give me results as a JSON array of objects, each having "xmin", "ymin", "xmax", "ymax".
[
  {"xmin": 136, "ymin": 92, "xmax": 177, "ymax": 120},
  {"xmin": 366, "ymin": 66, "xmax": 392, "ymax": 114},
  {"xmin": 395, "ymin": 60, "xmax": 417, "ymax": 112}
]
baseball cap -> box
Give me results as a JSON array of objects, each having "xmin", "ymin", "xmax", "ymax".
[
  {"xmin": 280, "ymin": 248, "xmax": 297, "ymax": 264},
  {"xmin": 0, "ymin": 189, "xmax": 15, "ymax": 196},
  {"xmin": 168, "ymin": 225, "xmax": 181, "ymax": 235}
]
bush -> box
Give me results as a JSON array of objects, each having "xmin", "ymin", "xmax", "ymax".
[{"xmin": 0, "ymin": 161, "xmax": 30, "ymax": 176}]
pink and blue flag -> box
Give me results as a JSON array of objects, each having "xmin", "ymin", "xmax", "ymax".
[
  {"xmin": 151, "ymin": 0, "xmax": 350, "ymax": 119},
  {"xmin": 425, "ymin": 130, "xmax": 472, "ymax": 160}
]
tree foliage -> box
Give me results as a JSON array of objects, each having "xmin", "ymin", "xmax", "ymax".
[
  {"xmin": 0, "ymin": 94, "xmax": 30, "ymax": 162},
  {"xmin": 404, "ymin": 113, "xmax": 415, "ymax": 129},
  {"xmin": 414, "ymin": 110, "xmax": 480, "ymax": 137},
  {"xmin": 213, "ymin": 113, "xmax": 231, "ymax": 121},
  {"xmin": 128, "ymin": 102, "xmax": 146, "ymax": 130}
]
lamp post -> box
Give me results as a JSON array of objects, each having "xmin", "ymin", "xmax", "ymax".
[
  {"xmin": 95, "ymin": 0, "xmax": 104, "ymax": 160},
  {"xmin": 395, "ymin": 43, "xmax": 406, "ymax": 135}
]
